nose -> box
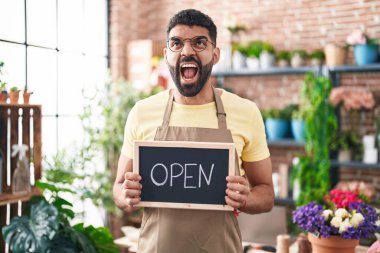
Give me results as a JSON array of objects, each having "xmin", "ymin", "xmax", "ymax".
[{"xmin": 181, "ymin": 41, "xmax": 196, "ymax": 56}]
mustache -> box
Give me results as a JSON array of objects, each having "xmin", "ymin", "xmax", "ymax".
[{"xmin": 179, "ymin": 56, "xmax": 201, "ymax": 65}]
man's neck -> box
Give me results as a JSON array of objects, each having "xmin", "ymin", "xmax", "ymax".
[{"xmin": 173, "ymin": 83, "xmax": 215, "ymax": 105}]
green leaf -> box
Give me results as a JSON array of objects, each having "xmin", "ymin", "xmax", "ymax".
[
  {"xmin": 2, "ymin": 199, "xmax": 59, "ymax": 253},
  {"xmin": 73, "ymin": 223, "xmax": 120, "ymax": 253},
  {"xmin": 36, "ymin": 181, "xmax": 75, "ymax": 194}
]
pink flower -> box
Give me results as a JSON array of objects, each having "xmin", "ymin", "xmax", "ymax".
[
  {"xmin": 329, "ymin": 87, "xmax": 375, "ymax": 111},
  {"xmin": 346, "ymin": 30, "xmax": 367, "ymax": 45}
]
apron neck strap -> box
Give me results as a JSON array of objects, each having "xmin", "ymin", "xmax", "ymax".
[{"xmin": 161, "ymin": 87, "xmax": 228, "ymax": 130}]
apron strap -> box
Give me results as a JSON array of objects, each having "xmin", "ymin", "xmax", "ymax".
[
  {"xmin": 212, "ymin": 87, "xmax": 228, "ymax": 130},
  {"xmin": 161, "ymin": 89, "xmax": 175, "ymax": 128},
  {"xmin": 161, "ymin": 87, "xmax": 228, "ymax": 130}
]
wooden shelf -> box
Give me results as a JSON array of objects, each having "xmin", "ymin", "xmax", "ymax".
[
  {"xmin": 0, "ymin": 103, "xmax": 41, "ymax": 109},
  {"xmin": 0, "ymin": 187, "xmax": 41, "ymax": 206}
]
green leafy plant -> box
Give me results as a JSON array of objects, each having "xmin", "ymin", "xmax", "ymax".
[
  {"xmin": 2, "ymin": 181, "xmax": 119, "ymax": 253},
  {"xmin": 246, "ymin": 41, "xmax": 263, "ymax": 58},
  {"xmin": 276, "ymin": 51, "xmax": 291, "ymax": 61},
  {"xmin": 262, "ymin": 42, "xmax": 275, "ymax": 54},
  {"xmin": 291, "ymin": 49, "xmax": 308, "ymax": 59},
  {"xmin": 292, "ymin": 72, "xmax": 337, "ymax": 206},
  {"xmin": 309, "ymin": 49, "xmax": 325, "ymax": 60},
  {"xmin": 329, "ymin": 130, "xmax": 361, "ymax": 152},
  {"xmin": 10, "ymin": 86, "xmax": 20, "ymax": 92},
  {"xmin": 262, "ymin": 105, "xmax": 295, "ymax": 120},
  {"xmin": 291, "ymin": 107, "xmax": 308, "ymax": 120}
]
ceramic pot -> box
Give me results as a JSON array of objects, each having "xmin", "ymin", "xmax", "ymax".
[
  {"xmin": 232, "ymin": 51, "xmax": 246, "ymax": 70},
  {"xmin": 291, "ymin": 55, "xmax": 304, "ymax": 67},
  {"xmin": 338, "ymin": 150, "xmax": 352, "ymax": 162},
  {"xmin": 265, "ymin": 118, "xmax": 290, "ymax": 140},
  {"xmin": 246, "ymin": 57, "xmax": 260, "ymax": 69},
  {"xmin": 0, "ymin": 92, "xmax": 7, "ymax": 103},
  {"xmin": 354, "ymin": 44, "xmax": 378, "ymax": 65},
  {"xmin": 259, "ymin": 52, "xmax": 275, "ymax": 69},
  {"xmin": 310, "ymin": 58, "xmax": 323, "ymax": 66},
  {"xmin": 9, "ymin": 91, "xmax": 20, "ymax": 104},
  {"xmin": 324, "ymin": 44, "xmax": 347, "ymax": 67},
  {"xmin": 23, "ymin": 92, "xmax": 32, "ymax": 104},
  {"xmin": 308, "ymin": 234, "xmax": 359, "ymax": 253},
  {"xmin": 291, "ymin": 120, "xmax": 306, "ymax": 142},
  {"xmin": 277, "ymin": 59, "xmax": 289, "ymax": 67}
]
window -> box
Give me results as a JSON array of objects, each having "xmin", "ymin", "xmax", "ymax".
[{"xmin": 0, "ymin": 0, "xmax": 108, "ymax": 157}]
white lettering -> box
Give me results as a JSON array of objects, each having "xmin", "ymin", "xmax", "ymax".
[
  {"xmin": 151, "ymin": 163, "xmax": 168, "ymax": 186},
  {"xmin": 184, "ymin": 163, "xmax": 196, "ymax": 189},
  {"xmin": 198, "ymin": 163, "xmax": 214, "ymax": 187},
  {"xmin": 170, "ymin": 163, "xmax": 184, "ymax": 187}
]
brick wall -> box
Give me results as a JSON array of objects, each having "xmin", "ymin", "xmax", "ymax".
[{"xmin": 109, "ymin": 0, "xmax": 380, "ymax": 203}]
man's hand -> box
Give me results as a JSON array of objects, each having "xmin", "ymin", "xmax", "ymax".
[
  {"xmin": 225, "ymin": 175, "xmax": 250, "ymax": 210},
  {"xmin": 121, "ymin": 172, "xmax": 142, "ymax": 212}
]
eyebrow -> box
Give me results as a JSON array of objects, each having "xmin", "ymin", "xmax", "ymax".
[{"xmin": 168, "ymin": 35, "xmax": 209, "ymax": 40}]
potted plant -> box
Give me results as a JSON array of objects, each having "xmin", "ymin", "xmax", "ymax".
[
  {"xmin": 260, "ymin": 42, "xmax": 275, "ymax": 69},
  {"xmin": 329, "ymin": 131, "xmax": 361, "ymax": 162},
  {"xmin": 245, "ymin": 41, "xmax": 263, "ymax": 70},
  {"xmin": 0, "ymin": 82, "xmax": 7, "ymax": 103},
  {"xmin": 23, "ymin": 84, "xmax": 33, "ymax": 104},
  {"xmin": 262, "ymin": 106, "xmax": 291, "ymax": 141},
  {"xmin": 291, "ymin": 49, "xmax": 308, "ymax": 67},
  {"xmin": 9, "ymin": 86, "xmax": 20, "ymax": 104},
  {"xmin": 232, "ymin": 43, "xmax": 247, "ymax": 70},
  {"xmin": 291, "ymin": 107, "xmax": 307, "ymax": 142},
  {"xmin": 293, "ymin": 189, "xmax": 378, "ymax": 253},
  {"xmin": 276, "ymin": 50, "xmax": 291, "ymax": 67},
  {"xmin": 324, "ymin": 43, "xmax": 348, "ymax": 67},
  {"xmin": 310, "ymin": 49, "xmax": 325, "ymax": 66},
  {"xmin": 2, "ymin": 181, "xmax": 120, "ymax": 253},
  {"xmin": 346, "ymin": 30, "xmax": 379, "ymax": 65}
]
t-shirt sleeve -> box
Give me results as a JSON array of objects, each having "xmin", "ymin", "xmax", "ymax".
[
  {"xmin": 241, "ymin": 103, "xmax": 270, "ymax": 162},
  {"xmin": 121, "ymin": 105, "xmax": 139, "ymax": 159}
]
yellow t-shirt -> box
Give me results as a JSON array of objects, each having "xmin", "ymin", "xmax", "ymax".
[{"xmin": 121, "ymin": 89, "xmax": 270, "ymax": 172}]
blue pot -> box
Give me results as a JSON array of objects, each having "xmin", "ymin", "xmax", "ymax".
[
  {"xmin": 354, "ymin": 44, "xmax": 378, "ymax": 65},
  {"xmin": 291, "ymin": 120, "xmax": 305, "ymax": 142},
  {"xmin": 265, "ymin": 118, "xmax": 290, "ymax": 140}
]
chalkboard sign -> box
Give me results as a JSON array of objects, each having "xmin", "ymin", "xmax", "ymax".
[{"xmin": 133, "ymin": 141, "xmax": 235, "ymax": 211}]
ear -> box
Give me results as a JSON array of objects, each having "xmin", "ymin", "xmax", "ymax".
[
  {"xmin": 163, "ymin": 47, "xmax": 168, "ymax": 64},
  {"xmin": 212, "ymin": 47, "xmax": 220, "ymax": 65}
]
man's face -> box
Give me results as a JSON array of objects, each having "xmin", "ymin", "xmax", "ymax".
[{"xmin": 164, "ymin": 25, "xmax": 219, "ymax": 97}]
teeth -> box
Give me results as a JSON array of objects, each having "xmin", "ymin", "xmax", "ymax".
[{"xmin": 181, "ymin": 63, "xmax": 197, "ymax": 68}]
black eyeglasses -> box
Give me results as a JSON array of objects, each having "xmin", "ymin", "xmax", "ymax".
[{"xmin": 167, "ymin": 36, "xmax": 216, "ymax": 52}]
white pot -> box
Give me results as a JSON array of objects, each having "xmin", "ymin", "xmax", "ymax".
[
  {"xmin": 363, "ymin": 148, "xmax": 378, "ymax": 164},
  {"xmin": 246, "ymin": 57, "xmax": 260, "ymax": 70},
  {"xmin": 260, "ymin": 52, "xmax": 275, "ymax": 69},
  {"xmin": 310, "ymin": 58, "xmax": 322, "ymax": 66},
  {"xmin": 291, "ymin": 55, "xmax": 304, "ymax": 68},
  {"xmin": 363, "ymin": 135, "xmax": 376, "ymax": 149},
  {"xmin": 232, "ymin": 51, "xmax": 246, "ymax": 70},
  {"xmin": 277, "ymin": 59, "xmax": 289, "ymax": 68},
  {"xmin": 338, "ymin": 150, "xmax": 351, "ymax": 162}
]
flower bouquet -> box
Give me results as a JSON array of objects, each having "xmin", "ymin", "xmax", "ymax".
[{"xmin": 293, "ymin": 189, "xmax": 379, "ymax": 253}]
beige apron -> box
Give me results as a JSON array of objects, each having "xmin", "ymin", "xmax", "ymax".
[{"xmin": 137, "ymin": 88, "xmax": 242, "ymax": 253}]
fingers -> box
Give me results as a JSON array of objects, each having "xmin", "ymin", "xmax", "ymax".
[
  {"xmin": 121, "ymin": 172, "xmax": 142, "ymax": 212},
  {"xmin": 225, "ymin": 196, "xmax": 245, "ymax": 209},
  {"xmin": 125, "ymin": 172, "xmax": 141, "ymax": 181},
  {"xmin": 226, "ymin": 176, "xmax": 249, "ymax": 210}
]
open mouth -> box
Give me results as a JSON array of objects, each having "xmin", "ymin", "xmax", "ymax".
[{"xmin": 180, "ymin": 63, "xmax": 199, "ymax": 82}]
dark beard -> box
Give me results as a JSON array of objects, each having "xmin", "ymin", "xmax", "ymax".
[{"xmin": 168, "ymin": 56, "xmax": 214, "ymax": 97}]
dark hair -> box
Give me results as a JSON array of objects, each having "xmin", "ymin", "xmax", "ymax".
[{"xmin": 166, "ymin": 9, "xmax": 217, "ymax": 44}]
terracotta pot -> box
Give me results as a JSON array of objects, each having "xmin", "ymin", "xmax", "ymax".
[
  {"xmin": 324, "ymin": 44, "xmax": 347, "ymax": 67},
  {"xmin": 308, "ymin": 234, "xmax": 359, "ymax": 253},
  {"xmin": 9, "ymin": 91, "xmax": 20, "ymax": 104},
  {"xmin": 0, "ymin": 92, "xmax": 7, "ymax": 103},
  {"xmin": 23, "ymin": 92, "xmax": 32, "ymax": 104}
]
